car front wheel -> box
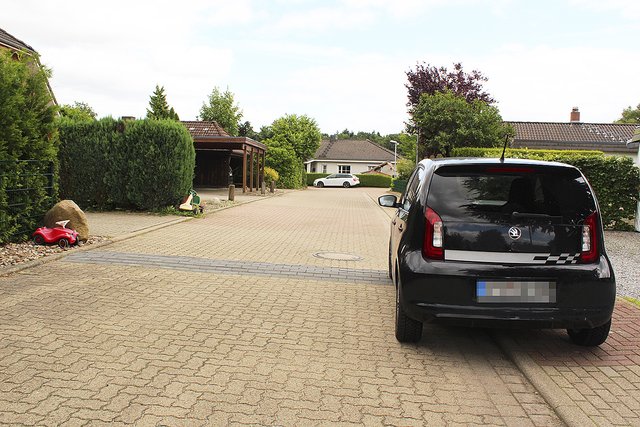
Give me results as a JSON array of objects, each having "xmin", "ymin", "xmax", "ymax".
[
  {"xmin": 567, "ymin": 319, "xmax": 611, "ymax": 346},
  {"xmin": 58, "ymin": 238, "xmax": 70, "ymax": 249},
  {"xmin": 33, "ymin": 235, "xmax": 45, "ymax": 245},
  {"xmin": 343, "ymin": 182, "xmax": 350, "ymax": 188},
  {"xmin": 395, "ymin": 274, "xmax": 423, "ymax": 343},
  {"xmin": 316, "ymin": 182, "xmax": 324, "ymax": 188}
]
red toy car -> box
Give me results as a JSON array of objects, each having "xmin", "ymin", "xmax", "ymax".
[{"xmin": 32, "ymin": 220, "xmax": 79, "ymax": 248}]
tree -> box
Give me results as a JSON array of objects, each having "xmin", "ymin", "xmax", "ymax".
[
  {"xmin": 238, "ymin": 121, "xmax": 260, "ymax": 140},
  {"xmin": 411, "ymin": 90, "xmax": 513, "ymax": 159},
  {"xmin": 406, "ymin": 62, "xmax": 494, "ymax": 109},
  {"xmin": 59, "ymin": 101, "xmax": 97, "ymax": 122},
  {"xmin": 263, "ymin": 114, "xmax": 322, "ymax": 188},
  {"xmin": 0, "ymin": 50, "xmax": 58, "ymax": 241},
  {"xmin": 198, "ymin": 87, "xmax": 243, "ymax": 136},
  {"xmin": 146, "ymin": 85, "xmax": 179, "ymax": 120},
  {"xmin": 267, "ymin": 114, "xmax": 322, "ymax": 161},
  {"xmin": 615, "ymin": 103, "xmax": 640, "ymax": 124}
]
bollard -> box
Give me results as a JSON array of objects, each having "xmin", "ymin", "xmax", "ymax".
[
  {"xmin": 261, "ymin": 181, "xmax": 266, "ymax": 195},
  {"xmin": 228, "ymin": 184, "xmax": 235, "ymax": 201},
  {"xmin": 270, "ymin": 181, "xmax": 275, "ymax": 193}
]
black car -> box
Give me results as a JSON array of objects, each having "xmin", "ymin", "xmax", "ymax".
[{"xmin": 379, "ymin": 158, "xmax": 615, "ymax": 346}]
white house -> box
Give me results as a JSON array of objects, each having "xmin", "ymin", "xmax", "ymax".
[{"xmin": 305, "ymin": 139, "xmax": 397, "ymax": 175}]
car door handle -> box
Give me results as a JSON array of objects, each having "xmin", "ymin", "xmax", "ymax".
[
  {"xmin": 392, "ymin": 219, "xmax": 397, "ymax": 226},
  {"xmin": 398, "ymin": 224, "xmax": 404, "ymax": 232}
]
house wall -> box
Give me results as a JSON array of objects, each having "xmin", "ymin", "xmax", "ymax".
[{"xmin": 306, "ymin": 160, "xmax": 394, "ymax": 175}]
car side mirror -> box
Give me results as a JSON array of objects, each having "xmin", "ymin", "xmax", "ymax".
[{"xmin": 378, "ymin": 194, "xmax": 398, "ymax": 208}]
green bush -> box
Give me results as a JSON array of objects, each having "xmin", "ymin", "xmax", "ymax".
[
  {"xmin": 391, "ymin": 179, "xmax": 407, "ymax": 193},
  {"xmin": 122, "ymin": 120, "xmax": 195, "ymax": 210},
  {"xmin": 451, "ymin": 147, "xmax": 640, "ymax": 230},
  {"xmin": 264, "ymin": 167, "xmax": 279, "ymax": 184},
  {"xmin": 58, "ymin": 119, "xmax": 195, "ymax": 210},
  {"xmin": 306, "ymin": 173, "xmax": 327, "ymax": 186},
  {"xmin": 356, "ymin": 174, "xmax": 392, "ymax": 188},
  {"xmin": 452, "ymin": 147, "xmax": 605, "ymax": 159},
  {"xmin": 59, "ymin": 118, "xmax": 117, "ymax": 208},
  {"xmin": 0, "ymin": 51, "xmax": 58, "ymax": 242}
]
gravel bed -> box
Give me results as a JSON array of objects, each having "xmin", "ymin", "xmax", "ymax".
[
  {"xmin": 604, "ymin": 231, "xmax": 640, "ymax": 300},
  {"xmin": 0, "ymin": 236, "xmax": 108, "ymax": 268}
]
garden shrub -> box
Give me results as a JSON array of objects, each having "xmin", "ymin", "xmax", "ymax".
[
  {"xmin": 58, "ymin": 118, "xmax": 117, "ymax": 208},
  {"xmin": 264, "ymin": 167, "xmax": 279, "ymax": 184},
  {"xmin": 356, "ymin": 174, "xmax": 392, "ymax": 188},
  {"xmin": 391, "ymin": 179, "xmax": 407, "ymax": 194},
  {"xmin": 451, "ymin": 147, "xmax": 640, "ymax": 230},
  {"xmin": 0, "ymin": 51, "xmax": 58, "ymax": 242},
  {"xmin": 122, "ymin": 120, "xmax": 195, "ymax": 210},
  {"xmin": 306, "ymin": 173, "xmax": 327, "ymax": 186},
  {"xmin": 58, "ymin": 118, "xmax": 195, "ymax": 210}
]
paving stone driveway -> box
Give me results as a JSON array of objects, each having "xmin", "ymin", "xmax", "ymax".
[{"xmin": 0, "ymin": 188, "xmax": 563, "ymax": 426}]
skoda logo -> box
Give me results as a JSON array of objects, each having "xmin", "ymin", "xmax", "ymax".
[{"xmin": 508, "ymin": 227, "xmax": 522, "ymax": 240}]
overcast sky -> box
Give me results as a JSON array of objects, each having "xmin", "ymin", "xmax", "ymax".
[{"xmin": 2, "ymin": 0, "xmax": 639, "ymax": 134}]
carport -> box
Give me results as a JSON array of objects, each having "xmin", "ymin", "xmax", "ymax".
[{"xmin": 184, "ymin": 121, "xmax": 267, "ymax": 192}]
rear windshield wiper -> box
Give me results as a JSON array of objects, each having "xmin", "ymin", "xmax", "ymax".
[{"xmin": 512, "ymin": 212, "xmax": 563, "ymax": 222}]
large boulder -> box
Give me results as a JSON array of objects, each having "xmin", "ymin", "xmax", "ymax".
[{"xmin": 43, "ymin": 200, "xmax": 89, "ymax": 241}]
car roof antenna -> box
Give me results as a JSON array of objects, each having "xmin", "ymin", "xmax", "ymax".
[{"xmin": 499, "ymin": 134, "xmax": 510, "ymax": 163}]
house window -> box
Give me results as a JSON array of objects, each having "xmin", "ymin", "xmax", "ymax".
[
  {"xmin": 338, "ymin": 165, "xmax": 351, "ymax": 174},
  {"xmin": 322, "ymin": 165, "xmax": 327, "ymax": 173}
]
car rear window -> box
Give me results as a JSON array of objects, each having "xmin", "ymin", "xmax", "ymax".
[{"xmin": 427, "ymin": 164, "xmax": 596, "ymax": 224}]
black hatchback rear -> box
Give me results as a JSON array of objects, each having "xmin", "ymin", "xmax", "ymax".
[{"xmin": 379, "ymin": 158, "xmax": 615, "ymax": 346}]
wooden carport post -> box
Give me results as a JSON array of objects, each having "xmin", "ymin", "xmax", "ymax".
[
  {"xmin": 249, "ymin": 147, "xmax": 255, "ymax": 192},
  {"xmin": 261, "ymin": 150, "xmax": 266, "ymax": 188},
  {"xmin": 242, "ymin": 146, "xmax": 247, "ymax": 193}
]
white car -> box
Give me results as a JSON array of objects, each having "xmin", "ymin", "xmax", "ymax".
[{"xmin": 313, "ymin": 173, "xmax": 360, "ymax": 188}]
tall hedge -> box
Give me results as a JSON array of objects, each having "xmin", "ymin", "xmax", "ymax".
[
  {"xmin": 0, "ymin": 51, "xmax": 58, "ymax": 242},
  {"xmin": 305, "ymin": 172, "xmax": 392, "ymax": 188},
  {"xmin": 59, "ymin": 119, "xmax": 195, "ymax": 210},
  {"xmin": 122, "ymin": 120, "xmax": 195, "ymax": 210},
  {"xmin": 58, "ymin": 118, "xmax": 116, "ymax": 208},
  {"xmin": 452, "ymin": 147, "xmax": 640, "ymax": 230}
]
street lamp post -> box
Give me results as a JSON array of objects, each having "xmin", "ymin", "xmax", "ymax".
[{"xmin": 390, "ymin": 140, "xmax": 399, "ymax": 177}]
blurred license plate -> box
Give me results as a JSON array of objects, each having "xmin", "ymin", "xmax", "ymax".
[{"xmin": 476, "ymin": 280, "xmax": 556, "ymax": 303}]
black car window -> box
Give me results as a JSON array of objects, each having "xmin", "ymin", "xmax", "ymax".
[
  {"xmin": 401, "ymin": 167, "xmax": 423, "ymax": 211},
  {"xmin": 427, "ymin": 165, "xmax": 596, "ymax": 224}
]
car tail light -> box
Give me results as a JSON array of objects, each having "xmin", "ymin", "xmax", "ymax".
[
  {"xmin": 423, "ymin": 207, "xmax": 444, "ymax": 260},
  {"xmin": 579, "ymin": 211, "xmax": 599, "ymax": 263}
]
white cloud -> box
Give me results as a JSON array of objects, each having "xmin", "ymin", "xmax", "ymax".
[
  {"xmin": 480, "ymin": 44, "xmax": 640, "ymax": 123},
  {"xmin": 568, "ymin": 0, "xmax": 640, "ymax": 19}
]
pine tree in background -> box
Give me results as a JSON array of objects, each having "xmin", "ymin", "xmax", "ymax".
[{"xmin": 146, "ymin": 85, "xmax": 179, "ymax": 120}]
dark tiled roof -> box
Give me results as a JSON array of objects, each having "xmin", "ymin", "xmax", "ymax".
[
  {"xmin": 181, "ymin": 121, "xmax": 229, "ymax": 138},
  {"xmin": 0, "ymin": 28, "xmax": 35, "ymax": 53},
  {"xmin": 508, "ymin": 121, "xmax": 637, "ymax": 153},
  {"xmin": 314, "ymin": 139, "xmax": 396, "ymax": 162}
]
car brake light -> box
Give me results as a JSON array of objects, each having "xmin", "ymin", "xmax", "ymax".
[
  {"xmin": 423, "ymin": 207, "xmax": 444, "ymax": 260},
  {"xmin": 579, "ymin": 211, "xmax": 599, "ymax": 263}
]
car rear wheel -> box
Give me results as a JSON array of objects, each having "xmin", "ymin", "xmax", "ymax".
[
  {"xmin": 33, "ymin": 235, "xmax": 44, "ymax": 245},
  {"xmin": 395, "ymin": 275, "xmax": 423, "ymax": 343},
  {"xmin": 567, "ymin": 319, "xmax": 611, "ymax": 346},
  {"xmin": 316, "ymin": 181, "xmax": 324, "ymax": 188},
  {"xmin": 343, "ymin": 182, "xmax": 350, "ymax": 188},
  {"xmin": 58, "ymin": 238, "xmax": 70, "ymax": 249}
]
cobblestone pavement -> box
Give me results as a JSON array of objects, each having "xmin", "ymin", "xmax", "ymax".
[{"xmin": 0, "ymin": 188, "xmax": 564, "ymax": 426}]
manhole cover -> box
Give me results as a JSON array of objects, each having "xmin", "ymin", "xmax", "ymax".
[{"xmin": 313, "ymin": 251, "xmax": 362, "ymax": 261}]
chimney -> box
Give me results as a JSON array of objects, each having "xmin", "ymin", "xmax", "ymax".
[{"xmin": 570, "ymin": 107, "xmax": 581, "ymax": 123}]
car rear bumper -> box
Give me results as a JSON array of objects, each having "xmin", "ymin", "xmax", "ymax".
[{"xmin": 399, "ymin": 251, "xmax": 616, "ymax": 329}]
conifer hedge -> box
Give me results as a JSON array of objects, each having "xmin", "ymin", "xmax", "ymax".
[
  {"xmin": 58, "ymin": 118, "xmax": 195, "ymax": 210},
  {"xmin": 0, "ymin": 51, "xmax": 58, "ymax": 242}
]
